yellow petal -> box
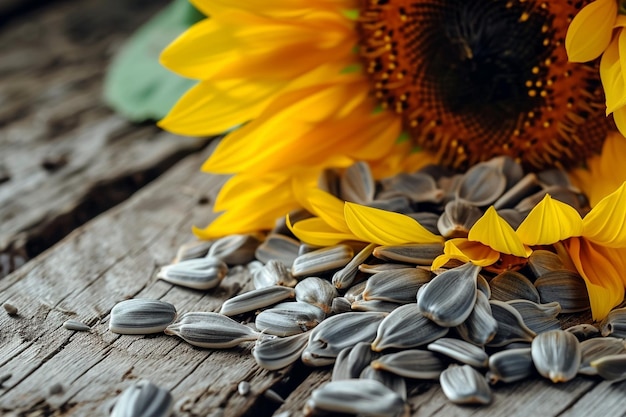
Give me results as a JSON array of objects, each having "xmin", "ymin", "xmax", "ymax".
[
  {"xmin": 582, "ymin": 182, "xmax": 626, "ymax": 247},
  {"xmin": 601, "ymin": 35, "xmax": 626, "ymax": 114},
  {"xmin": 344, "ymin": 202, "xmax": 443, "ymax": 245},
  {"xmin": 160, "ymin": 10, "xmax": 354, "ymax": 81},
  {"xmin": 516, "ymin": 194, "xmax": 583, "ymax": 245},
  {"xmin": 468, "ymin": 207, "xmax": 531, "ymax": 257},
  {"xmin": 431, "ymin": 238, "xmax": 500, "ymax": 270},
  {"xmin": 565, "ymin": 237, "xmax": 625, "ymax": 320},
  {"xmin": 158, "ymin": 79, "xmax": 279, "ymax": 136},
  {"xmin": 613, "ymin": 106, "xmax": 626, "ymax": 138},
  {"xmin": 565, "ymin": 0, "xmax": 617, "ymax": 62},
  {"xmin": 569, "ymin": 131, "xmax": 626, "ymax": 207},
  {"xmin": 295, "ymin": 187, "xmax": 351, "ymax": 233},
  {"xmin": 287, "ymin": 216, "xmax": 357, "ymax": 246}
]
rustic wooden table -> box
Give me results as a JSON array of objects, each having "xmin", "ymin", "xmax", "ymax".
[{"xmin": 1, "ymin": 1, "xmax": 625, "ymax": 416}]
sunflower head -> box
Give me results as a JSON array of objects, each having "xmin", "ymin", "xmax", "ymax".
[{"xmin": 357, "ymin": 0, "xmax": 613, "ymax": 170}]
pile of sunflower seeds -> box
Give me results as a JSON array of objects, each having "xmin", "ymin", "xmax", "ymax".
[{"xmin": 108, "ymin": 157, "xmax": 626, "ymax": 416}]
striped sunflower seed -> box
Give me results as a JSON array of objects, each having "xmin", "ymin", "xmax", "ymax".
[
  {"xmin": 487, "ymin": 300, "xmax": 536, "ymax": 347},
  {"xmin": 255, "ymin": 302, "xmax": 325, "ymax": 337},
  {"xmin": 417, "ymin": 262, "xmax": 480, "ymax": 327},
  {"xmin": 253, "ymin": 259, "xmax": 297, "ymax": 289},
  {"xmin": 371, "ymin": 349, "xmax": 446, "ymax": 380},
  {"xmin": 363, "ymin": 268, "xmax": 432, "ymax": 304},
  {"xmin": 579, "ymin": 337, "xmax": 626, "ymax": 375},
  {"xmin": 531, "ymin": 330, "xmax": 581, "ymax": 383},
  {"xmin": 487, "ymin": 348, "xmax": 535, "ymax": 384},
  {"xmin": 63, "ymin": 319, "xmax": 91, "ymax": 332},
  {"xmin": 111, "ymin": 380, "xmax": 172, "ymax": 417},
  {"xmin": 489, "ymin": 271, "xmax": 540, "ymax": 303},
  {"xmin": 456, "ymin": 291, "xmax": 497, "ymax": 346},
  {"xmin": 219, "ymin": 286, "xmax": 295, "ymax": 316},
  {"xmin": 292, "ymin": 245, "xmax": 354, "ymax": 277},
  {"xmin": 165, "ymin": 312, "xmax": 259, "ymax": 348},
  {"xmin": 252, "ymin": 332, "xmax": 309, "ymax": 371},
  {"xmin": 332, "ymin": 342, "xmax": 377, "ymax": 381},
  {"xmin": 294, "ymin": 277, "xmax": 338, "ymax": 314},
  {"xmin": 304, "ymin": 379, "xmax": 406, "ymax": 417},
  {"xmin": 332, "ymin": 243, "xmax": 377, "ymax": 289},
  {"xmin": 590, "ymin": 354, "xmax": 626, "ymax": 382},
  {"xmin": 109, "ymin": 299, "xmax": 177, "ymax": 335},
  {"xmin": 157, "ymin": 256, "xmax": 228, "ymax": 290},
  {"xmin": 600, "ymin": 307, "xmax": 626, "ymax": 338},
  {"xmin": 373, "ymin": 243, "xmax": 444, "ymax": 265},
  {"xmin": 427, "ymin": 337, "xmax": 489, "ymax": 368},
  {"xmin": 207, "ymin": 233, "xmax": 261, "ymax": 265},
  {"xmin": 440, "ymin": 364, "xmax": 493, "ymax": 405},
  {"xmin": 359, "ymin": 366, "xmax": 407, "ymax": 401}
]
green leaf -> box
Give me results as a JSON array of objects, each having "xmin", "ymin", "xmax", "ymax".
[{"xmin": 103, "ymin": 0, "xmax": 203, "ymax": 122}]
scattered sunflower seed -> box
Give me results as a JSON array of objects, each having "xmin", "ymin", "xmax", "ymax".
[
  {"xmin": 440, "ymin": 364, "xmax": 492, "ymax": 405},
  {"xmin": 157, "ymin": 257, "xmax": 228, "ymax": 290},
  {"xmin": 110, "ymin": 380, "xmax": 172, "ymax": 417},
  {"xmin": 165, "ymin": 312, "xmax": 259, "ymax": 348},
  {"xmin": 109, "ymin": 299, "xmax": 177, "ymax": 335},
  {"xmin": 531, "ymin": 330, "xmax": 581, "ymax": 383},
  {"xmin": 237, "ymin": 381, "xmax": 250, "ymax": 396}
]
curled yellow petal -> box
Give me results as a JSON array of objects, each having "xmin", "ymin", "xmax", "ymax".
[
  {"xmin": 516, "ymin": 194, "xmax": 583, "ymax": 245},
  {"xmin": 295, "ymin": 186, "xmax": 351, "ymax": 233},
  {"xmin": 565, "ymin": 0, "xmax": 617, "ymax": 62},
  {"xmin": 344, "ymin": 202, "xmax": 443, "ymax": 245},
  {"xmin": 287, "ymin": 216, "xmax": 356, "ymax": 246},
  {"xmin": 432, "ymin": 238, "xmax": 500, "ymax": 270},
  {"xmin": 582, "ymin": 182, "xmax": 626, "ymax": 247},
  {"xmin": 565, "ymin": 237, "xmax": 625, "ymax": 320},
  {"xmin": 468, "ymin": 207, "xmax": 531, "ymax": 257}
]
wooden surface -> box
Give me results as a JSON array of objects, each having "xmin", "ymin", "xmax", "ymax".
[
  {"xmin": 0, "ymin": 0, "xmax": 210, "ymax": 278},
  {"xmin": 1, "ymin": 1, "xmax": 626, "ymax": 417}
]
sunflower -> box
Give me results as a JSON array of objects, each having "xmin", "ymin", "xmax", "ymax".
[{"xmin": 159, "ymin": 0, "xmax": 619, "ymax": 239}]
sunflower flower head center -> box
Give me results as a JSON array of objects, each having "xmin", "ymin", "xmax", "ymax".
[{"xmin": 357, "ymin": 0, "xmax": 612, "ymax": 170}]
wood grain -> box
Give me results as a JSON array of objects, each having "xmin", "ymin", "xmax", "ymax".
[{"xmin": 0, "ymin": 0, "xmax": 210, "ymax": 277}]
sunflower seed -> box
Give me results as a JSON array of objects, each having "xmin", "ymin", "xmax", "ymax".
[
  {"xmin": 417, "ymin": 262, "xmax": 480, "ymax": 327},
  {"xmin": 3, "ymin": 302, "xmax": 18, "ymax": 316},
  {"xmin": 332, "ymin": 342, "xmax": 377, "ymax": 381},
  {"xmin": 352, "ymin": 299, "xmax": 402, "ymax": 313},
  {"xmin": 111, "ymin": 380, "xmax": 172, "ymax": 417},
  {"xmin": 207, "ymin": 234, "xmax": 261, "ymax": 265},
  {"xmin": 158, "ymin": 256, "xmax": 228, "ymax": 290},
  {"xmin": 440, "ymin": 364, "xmax": 492, "ymax": 405},
  {"xmin": 456, "ymin": 291, "xmax": 497, "ymax": 346},
  {"xmin": 109, "ymin": 299, "xmax": 177, "ymax": 335},
  {"xmin": 358, "ymin": 262, "xmax": 415, "ymax": 274},
  {"xmin": 379, "ymin": 172, "xmax": 443, "ymax": 204},
  {"xmin": 255, "ymin": 302, "xmax": 325, "ymax": 337},
  {"xmin": 487, "ymin": 348, "xmax": 535, "ymax": 384},
  {"xmin": 490, "ymin": 271, "xmax": 540, "ymax": 303},
  {"xmin": 371, "ymin": 349, "xmax": 447, "ymax": 380},
  {"xmin": 331, "ymin": 297, "xmax": 353, "ymax": 314},
  {"xmin": 219, "ymin": 286, "xmax": 295, "ymax": 316},
  {"xmin": 304, "ymin": 379, "xmax": 406, "ymax": 417},
  {"xmin": 493, "ymin": 172, "xmax": 542, "ymax": 209},
  {"xmin": 294, "ymin": 277, "xmax": 338, "ymax": 314},
  {"xmin": 174, "ymin": 240, "xmax": 214, "ymax": 262},
  {"xmin": 527, "ymin": 250, "xmax": 567, "ymax": 278},
  {"xmin": 344, "ymin": 280, "xmax": 368, "ymax": 303},
  {"xmin": 253, "ymin": 259, "xmax": 296, "ymax": 289},
  {"xmin": 565, "ymin": 323, "xmax": 600, "ymax": 341},
  {"xmin": 63, "ymin": 319, "xmax": 91, "ymax": 332},
  {"xmin": 164, "ymin": 312, "xmax": 259, "ymax": 348},
  {"xmin": 477, "ymin": 274, "xmax": 491, "ymax": 298},
  {"xmin": 255, "ymin": 234, "xmax": 300, "ymax": 266},
  {"xmin": 373, "ymin": 243, "xmax": 444, "ymax": 265},
  {"xmin": 535, "ymin": 270, "xmax": 590, "ymax": 313},
  {"xmin": 359, "ymin": 366, "xmax": 407, "ymax": 400},
  {"xmin": 332, "ymin": 243, "xmax": 377, "ymax": 289},
  {"xmin": 590, "ymin": 354, "xmax": 626, "ymax": 381},
  {"xmin": 507, "ymin": 300, "xmax": 562, "ymax": 334},
  {"xmin": 292, "ymin": 245, "xmax": 354, "ymax": 277},
  {"xmin": 487, "ymin": 300, "xmax": 536, "ymax": 347},
  {"xmin": 427, "ymin": 338, "xmax": 489, "ymax": 368},
  {"xmin": 302, "ymin": 312, "xmax": 386, "ymax": 366},
  {"xmin": 600, "ymin": 307, "xmax": 626, "ymax": 338},
  {"xmin": 372, "ymin": 304, "xmax": 448, "ymax": 351},
  {"xmin": 367, "ymin": 196, "xmax": 413, "ymax": 213},
  {"xmin": 437, "ymin": 199, "xmax": 482, "ymax": 238},
  {"xmin": 252, "ymin": 332, "xmax": 309, "ymax": 371},
  {"xmin": 456, "ymin": 159, "xmax": 507, "ymax": 207},
  {"xmin": 363, "ymin": 268, "xmax": 431, "ymax": 304},
  {"xmin": 407, "ymin": 211, "xmax": 442, "ymax": 234},
  {"xmin": 579, "ymin": 337, "xmax": 626, "ymax": 375},
  {"xmin": 531, "ymin": 330, "xmax": 581, "ymax": 383},
  {"xmin": 341, "ymin": 161, "xmax": 375, "ymax": 204}
]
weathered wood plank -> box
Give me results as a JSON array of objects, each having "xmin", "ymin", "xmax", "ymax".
[
  {"xmin": 0, "ymin": 147, "xmax": 301, "ymax": 417},
  {"xmin": 0, "ymin": 0, "xmax": 209, "ymax": 277}
]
